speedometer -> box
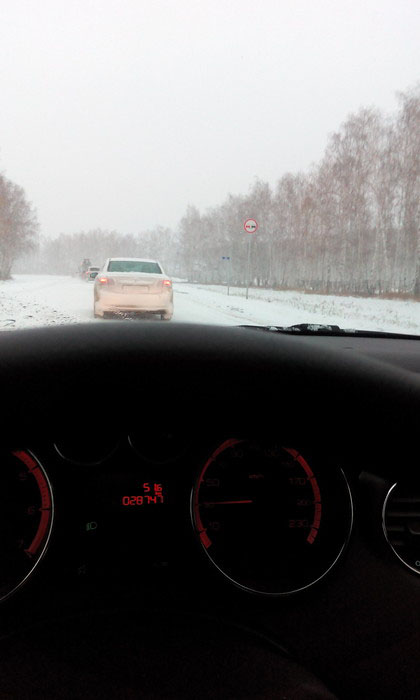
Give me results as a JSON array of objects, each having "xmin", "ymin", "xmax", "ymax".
[{"xmin": 192, "ymin": 440, "xmax": 352, "ymax": 595}]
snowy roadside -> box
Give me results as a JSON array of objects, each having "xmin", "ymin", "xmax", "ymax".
[
  {"xmin": 174, "ymin": 282, "xmax": 420, "ymax": 335},
  {"xmin": 0, "ymin": 275, "xmax": 93, "ymax": 330},
  {"xmin": 0, "ymin": 294, "xmax": 79, "ymax": 330}
]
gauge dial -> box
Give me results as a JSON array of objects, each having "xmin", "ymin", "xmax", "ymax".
[
  {"xmin": 54, "ymin": 436, "xmax": 118, "ymax": 465},
  {"xmin": 192, "ymin": 440, "xmax": 352, "ymax": 594},
  {"xmin": 0, "ymin": 450, "xmax": 53, "ymax": 601}
]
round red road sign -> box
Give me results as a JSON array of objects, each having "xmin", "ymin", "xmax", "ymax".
[{"xmin": 244, "ymin": 218, "xmax": 258, "ymax": 233}]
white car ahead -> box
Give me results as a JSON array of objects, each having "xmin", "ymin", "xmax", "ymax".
[{"xmin": 94, "ymin": 257, "xmax": 173, "ymax": 320}]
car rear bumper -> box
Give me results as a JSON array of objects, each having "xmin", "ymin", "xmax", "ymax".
[{"xmin": 95, "ymin": 291, "xmax": 173, "ymax": 315}]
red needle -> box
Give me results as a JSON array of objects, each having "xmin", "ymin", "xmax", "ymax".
[{"xmin": 203, "ymin": 500, "xmax": 253, "ymax": 505}]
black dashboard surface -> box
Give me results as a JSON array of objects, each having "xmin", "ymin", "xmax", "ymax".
[
  {"xmin": 279, "ymin": 334, "xmax": 420, "ymax": 374},
  {"xmin": 0, "ymin": 322, "xmax": 419, "ymax": 699}
]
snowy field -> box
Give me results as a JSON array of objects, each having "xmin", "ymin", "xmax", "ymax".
[{"xmin": 0, "ymin": 274, "xmax": 419, "ymax": 335}]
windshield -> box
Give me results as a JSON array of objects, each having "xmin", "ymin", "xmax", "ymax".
[
  {"xmin": 0, "ymin": 1, "xmax": 419, "ymax": 333},
  {"xmin": 107, "ymin": 261, "xmax": 163, "ymax": 274}
]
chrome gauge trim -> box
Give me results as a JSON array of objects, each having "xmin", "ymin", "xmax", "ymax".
[
  {"xmin": 190, "ymin": 464, "xmax": 353, "ymax": 596},
  {"xmin": 382, "ymin": 482, "xmax": 420, "ymax": 576},
  {"xmin": 54, "ymin": 441, "xmax": 119, "ymax": 466},
  {"xmin": 0, "ymin": 449, "xmax": 55, "ymax": 603}
]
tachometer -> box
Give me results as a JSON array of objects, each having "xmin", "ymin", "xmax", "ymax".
[
  {"xmin": 192, "ymin": 440, "xmax": 352, "ymax": 594},
  {"xmin": 0, "ymin": 450, "xmax": 53, "ymax": 602}
]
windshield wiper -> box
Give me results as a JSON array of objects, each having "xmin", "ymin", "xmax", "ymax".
[{"xmin": 239, "ymin": 324, "xmax": 420, "ymax": 339}]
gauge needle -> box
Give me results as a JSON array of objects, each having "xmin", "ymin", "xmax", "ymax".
[{"xmin": 203, "ymin": 500, "xmax": 253, "ymax": 505}]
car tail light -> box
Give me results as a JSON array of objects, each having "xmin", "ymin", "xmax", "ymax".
[
  {"xmin": 98, "ymin": 276, "xmax": 114, "ymax": 285},
  {"xmin": 162, "ymin": 279, "xmax": 172, "ymax": 288}
]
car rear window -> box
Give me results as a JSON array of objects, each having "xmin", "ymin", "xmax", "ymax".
[{"xmin": 107, "ymin": 260, "xmax": 162, "ymax": 274}]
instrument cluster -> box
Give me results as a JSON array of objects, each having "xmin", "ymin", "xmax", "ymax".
[{"xmin": 0, "ymin": 435, "xmax": 355, "ymax": 603}]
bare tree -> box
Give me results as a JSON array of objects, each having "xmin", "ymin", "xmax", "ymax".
[{"xmin": 0, "ymin": 174, "xmax": 38, "ymax": 279}]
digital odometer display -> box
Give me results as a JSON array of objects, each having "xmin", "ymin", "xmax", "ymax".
[
  {"xmin": 0, "ymin": 450, "xmax": 53, "ymax": 601},
  {"xmin": 192, "ymin": 440, "xmax": 352, "ymax": 594},
  {"xmin": 121, "ymin": 482, "xmax": 166, "ymax": 506}
]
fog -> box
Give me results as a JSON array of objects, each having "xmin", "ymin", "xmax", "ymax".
[{"xmin": 0, "ymin": 0, "xmax": 419, "ymax": 237}]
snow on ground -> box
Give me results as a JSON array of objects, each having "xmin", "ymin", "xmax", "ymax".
[
  {"xmin": 0, "ymin": 275, "xmax": 92, "ymax": 329},
  {"xmin": 0, "ymin": 275, "xmax": 419, "ymax": 335},
  {"xmin": 174, "ymin": 282, "xmax": 420, "ymax": 335}
]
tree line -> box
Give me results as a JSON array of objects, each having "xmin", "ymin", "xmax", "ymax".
[
  {"xmin": 15, "ymin": 227, "xmax": 177, "ymax": 277},
  {"xmin": 177, "ymin": 86, "xmax": 419, "ymax": 296},
  {"xmin": 6, "ymin": 84, "xmax": 420, "ymax": 297}
]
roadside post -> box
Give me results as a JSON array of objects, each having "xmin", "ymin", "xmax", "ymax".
[
  {"xmin": 244, "ymin": 219, "xmax": 258, "ymax": 300},
  {"xmin": 221, "ymin": 256, "xmax": 231, "ymax": 295}
]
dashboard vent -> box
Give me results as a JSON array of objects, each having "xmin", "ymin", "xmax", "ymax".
[{"xmin": 383, "ymin": 483, "xmax": 420, "ymax": 575}]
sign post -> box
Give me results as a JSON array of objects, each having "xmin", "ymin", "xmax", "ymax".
[
  {"xmin": 244, "ymin": 219, "xmax": 258, "ymax": 300},
  {"xmin": 221, "ymin": 256, "xmax": 231, "ymax": 295}
]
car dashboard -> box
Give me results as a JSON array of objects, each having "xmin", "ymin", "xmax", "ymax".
[{"xmin": 0, "ymin": 322, "xmax": 419, "ymax": 699}]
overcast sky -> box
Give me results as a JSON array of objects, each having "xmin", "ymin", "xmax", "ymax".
[{"xmin": 0, "ymin": 0, "xmax": 419, "ymax": 238}]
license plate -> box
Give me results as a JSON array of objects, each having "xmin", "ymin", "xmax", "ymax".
[{"xmin": 123, "ymin": 285, "xmax": 149, "ymax": 293}]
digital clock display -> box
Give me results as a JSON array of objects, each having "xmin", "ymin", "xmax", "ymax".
[{"xmin": 121, "ymin": 482, "xmax": 165, "ymax": 506}]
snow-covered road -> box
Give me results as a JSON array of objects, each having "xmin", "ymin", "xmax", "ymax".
[{"xmin": 1, "ymin": 275, "xmax": 419, "ymax": 334}]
